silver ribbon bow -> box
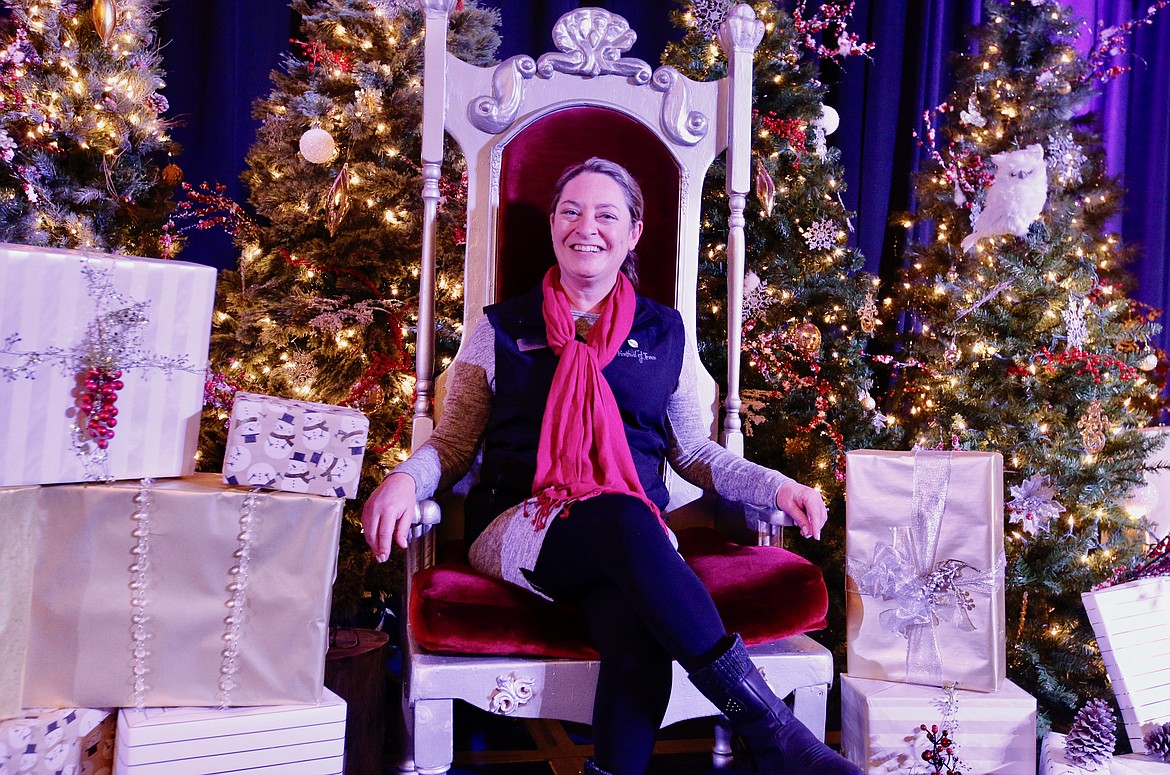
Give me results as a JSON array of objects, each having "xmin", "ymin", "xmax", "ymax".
[{"xmin": 848, "ymin": 451, "xmax": 1005, "ymax": 684}]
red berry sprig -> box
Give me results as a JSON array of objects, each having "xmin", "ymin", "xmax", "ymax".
[
  {"xmin": 919, "ymin": 723, "xmax": 962, "ymax": 775},
  {"xmin": 78, "ymin": 367, "xmax": 123, "ymax": 449}
]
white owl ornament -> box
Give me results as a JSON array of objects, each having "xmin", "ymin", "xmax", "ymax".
[{"xmin": 961, "ymin": 143, "xmax": 1048, "ymax": 251}]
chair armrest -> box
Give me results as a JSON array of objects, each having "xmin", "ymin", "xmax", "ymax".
[
  {"xmin": 743, "ymin": 503, "xmax": 796, "ymax": 528},
  {"xmin": 414, "ymin": 498, "xmax": 443, "ymax": 530}
]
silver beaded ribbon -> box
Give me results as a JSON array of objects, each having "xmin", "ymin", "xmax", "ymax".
[
  {"xmin": 217, "ymin": 490, "xmax": 263, "ymax": 708},
  {"xmin": 128, "ymin": 478, "xmax": 155, "ymax": 709}
]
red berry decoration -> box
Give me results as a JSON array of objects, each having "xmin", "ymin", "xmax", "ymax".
[{"xmin": 76, "ymin": 366, "xmax": 124, "ymax": 448}]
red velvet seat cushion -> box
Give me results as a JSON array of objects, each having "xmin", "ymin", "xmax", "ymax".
[{"xmin": 409, "ymin": 526, "xmax": 828, "ymax": 658}]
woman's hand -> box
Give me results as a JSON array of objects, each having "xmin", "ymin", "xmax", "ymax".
[
  {"xmin": 361, "ymin": 472, "xmax": 418, "ymax": 561},
  {"xmin": 776, "ymin": 479, "xmax": 828, "ymax": 540}
]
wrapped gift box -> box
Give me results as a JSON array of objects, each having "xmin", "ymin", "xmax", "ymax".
[
  {"xmin": 841, "ymin": 673, "xmax": 1036, "ymax": 775},
  {"xmin": 1082, "ymin": 576, "xmax": 1170, "ymax": 751},
  {"xmin": 223, "ymin": 392, "xmax": 368, "ymax": 499},
  {"xmin": 1042, "ymin": 732, "xmax": 1170, "ymax": 774},
  {"xmin": 1, "ymin": 486, "xmax": 37, "ymax": 720},
  {"xmin": 845, "ymin": 449, "xmax": 1007, "ymax": 692},
  {"xmin": 0, "ymin": 708, "xmax": 113, "ymax": 775},
  {"xmin": 0, "ymin": 243, "xmax": 214, "ymax": 487},
  {"xmin": 114, "ymin": 688, "xmax": 346, "ymax": 774},
  {"xmin": 22, "ymin": 474, "xmax": 343, "ymax": 708}
]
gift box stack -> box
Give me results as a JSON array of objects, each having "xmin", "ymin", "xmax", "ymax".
[
  {"xmin": 1, "ymin": 243, "xmax": 363, "ymax": 773},
  {"xmin": 841, "ymin": 449, "xmax": 1038, "ymax": 775}
]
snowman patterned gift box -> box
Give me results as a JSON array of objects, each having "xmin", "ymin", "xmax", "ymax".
[{"xmin": 223, "ymin": 392, "xmax": 368, "ymax": 499}]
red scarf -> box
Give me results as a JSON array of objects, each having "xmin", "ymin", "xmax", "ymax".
[{"xmin": 530, "ymin": 267, "xmax": 661, "ymax": 528}]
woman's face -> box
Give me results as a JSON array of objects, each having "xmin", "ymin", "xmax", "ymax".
[{"xmin": 550, "ymin": 171, "xmax": 643, "ymax": 291}]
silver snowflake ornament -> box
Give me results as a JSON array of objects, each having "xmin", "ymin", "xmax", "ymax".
[
  {"xmin": 1007, "ymin": 474, "xmax": 1066, "ymax": 536},
  {"xmin": 1047, "ymin": 131, "xmax": 1087, "ymax": 187},
  {"xmin": 801, "ymin": 218, "xmax": 837, "ymax": 251},
  {"xmin": 741, "ymin": 270, "xmax": 775, "ymax": 322},
  {"xmin": 691, "ymin": 0, "xmax": 733, "ymax": 39}
]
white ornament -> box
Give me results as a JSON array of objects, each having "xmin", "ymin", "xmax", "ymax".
[
  {"xmin": 1063, "ymin": 293, "xmax": 1089, "ymax": 350},
  {"xmin": 299, "ymin": 127, "xmax": 338, "ymax": 164},
  {"xmin": 801, "ymin": 218, "xmax": 837, "ymax": 251},
  {"xmin": 959, "ymin": 94, "xmax": 986, "ymax": 127},
  {"xmin": 1121, "ymin": 481, "xmax": 1159, "ymax": 519},
  {"xmin": 692, "ymin": 0, "xmax": 734, "ymax": 39},
  {"xmin": 1007, "ymin": 473, "xmax": 1065, "ymax": 537},
  {"xmin": 1138, "ymin": 353, "xmax": 1158, "ymax": 371},
  {"xmin": 961, "ymin": 144, "xmax": 1048, "ymax": 251},
  {"xmin": 817, "ymin": 104, "xmax": 840, "ymax": 136},
  {"xmin": 1046, "ymin": 131, "xmax": 1087, "ymax": 187},
  {"xmin": 742, "ymin": 270, "xmax": 775, "ymax": 322},
  {"xmin": 859, "ymin": 390, "xmax": 876, "ymax": 412}
]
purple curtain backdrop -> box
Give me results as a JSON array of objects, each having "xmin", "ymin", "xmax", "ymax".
[{"xmin": 155, "ymin": 0, "xmax": 1168, "ymax": 356}]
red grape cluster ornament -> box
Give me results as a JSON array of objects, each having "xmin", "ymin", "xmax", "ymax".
[{"xmin": 77, "ymin": 366, "xmax": 123, "ymax": 448}]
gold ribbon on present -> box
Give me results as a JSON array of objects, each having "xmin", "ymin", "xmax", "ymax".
[{"xmin": 848, "ymin": 451, "xmax": 1005, "ymax": 684}]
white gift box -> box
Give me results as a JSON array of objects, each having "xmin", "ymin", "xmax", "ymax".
[
  {"xmin": 114, "ymin": 688, "xmax": 346, "ymax": 774},
  {"xmin": 1042, "ymin": 732, "xmax": 1170, "ymax": 774},
  {"xmin": 1082, "ymin": 576, "xmax": 1170, "ymax": 751},
  {"xmin": 846, "ymin": 449, "xmax": 1007, "ymax": 692},
  {"xmin": 22, "ymin": 475, "xmax": 343, "ymax": 709},
  {"xmin": 0, "ymin": 707, "xmax": 114, "ymax": 775},
  {"xmin": 0, "ymin": 243, "xmax": 214, "ymax": 486},
  {"xmin": 841, "ymin": 673, "xmax": 1036, "ymax": 775},
  {"xmin": 223, "ymin": 392, "xmax": 369, "ymax": 499},
  {"xmin": 0, "ymin": 485, "xmax": 37, "ymax": 719}
]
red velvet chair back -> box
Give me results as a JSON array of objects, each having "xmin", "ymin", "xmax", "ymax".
[{"xmin": 496, "ymin": 106, "xmax": 681, "ymax": 307}]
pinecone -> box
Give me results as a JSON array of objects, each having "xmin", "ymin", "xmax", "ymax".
[
  {"xmin": 1065, "ymin": 699, "xmax": 1117, "ymax": 770},
  {"xmin": 1144, "ymin": 721, "xmax": 1170, "ymax": 762}
]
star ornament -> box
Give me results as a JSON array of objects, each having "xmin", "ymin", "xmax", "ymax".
[{"xmin": 1007, "ymin": 474, "xmax": 1066, "ymax": 536}]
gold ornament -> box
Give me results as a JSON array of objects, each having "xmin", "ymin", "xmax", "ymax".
[
  {"xmin": 859, "ymin": 293, "xmax": 879, "ymax": 335},
  {"xmin": 326, "ymin": 164, "xmax": 351, "ymax": 237},
  {"xmin": 1078, "ymin": 399, "xmax": 1110, "ymax": 454},
  {"xmin": 794, "ymin": 322, "xmax": 822, "ymax": 354},
  {"xmin": 161, "ymin": 163, "xmax": 183, "ymax": 187},
  {"xmin": 92, "ymin": 0, "xmax": 118, "ymax": 46},
  {"xmin": 784, "ymin": 437, "xmax": 810, "ymax": 457},
  {"xmin": 351, "ymin": 382, "xmax": 385, "ymax": 413},
  {"xmin": 1056, "ymin": 80, "xmax": 1072, "ymax": 95},
  {"xmin": 1137, "ymin": 353, "xmax": 1158, "ymax": 372},
  {"xmin": 859, "ymin": 392, "xmax": 876, "ymax": 412},
  {"xmin": 1115, "ymin": 339, "xmax": 1140, "ymax": 354},
  {"xmin": 755, "ymin": 158, "xmax": 776, "ymax": 217}
]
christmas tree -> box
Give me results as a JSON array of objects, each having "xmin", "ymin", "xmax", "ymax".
[
  {"xmin": 882, "ymin": 0, "xmax": 1167, "ymax": 730},
  {"xmin": 196, "ymin": 0, "xmax": 500, "ymax": 622},
  {"xmin": 663, "ymin": 0, "xmax": 884, "ymax": 662},
  {"xmin": 0, "ymin": 0, "xmax": 179, "ymax": 256}
]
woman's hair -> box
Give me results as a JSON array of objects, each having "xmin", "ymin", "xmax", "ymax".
[{"xmin": 549, "ymin": 157, "xmax": 644, "ymax": 287}]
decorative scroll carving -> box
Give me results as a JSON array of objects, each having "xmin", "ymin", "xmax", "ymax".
[
  {"xmin": 717, "ymin": 4, "xmax": 765, "ymax": 55},
  {"xmin": 651, "ymin": 66, "xmax": 708, "ymax": 147},
  {"xmin": 469, "ymin": 55, "xmax": 537, "ymax": 134},
  {"xmin": 488, "ymin": 673, "xmax": 536, "ymax": 715},
  {"xmin": 535, "ymin": 8, "xmax": 651, "ymax": 84}
]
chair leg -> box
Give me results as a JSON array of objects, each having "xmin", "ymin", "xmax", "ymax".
[
  {"xmin": 412, "ymin": 698, "xmax": 455, "ymax": 775},
  {"xmin": 712, "ymin": 715, "xmax": 736, "ymax": 768},
  {"xmin": 791, "ymin": 683, "xmax": 829, "ymax": 743},
  {"xmin": 391, "ymin": 691, "xmax": 419, "ymax": 774}
]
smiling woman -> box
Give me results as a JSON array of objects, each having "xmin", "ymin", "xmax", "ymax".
[{"xmin": 548, "ymin": 159, "xmax": 645, "ymax": 313}]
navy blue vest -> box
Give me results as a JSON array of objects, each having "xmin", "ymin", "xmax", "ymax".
[{"xmin": 463, "ymin": 285, "xmax": 686, "ymax": 544}]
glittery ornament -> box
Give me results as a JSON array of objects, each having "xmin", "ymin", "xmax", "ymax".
[
  {"xmin": 755, "ymin": 158, "xmax": 776, "ymax": 217},
  {"xmin": 1006, "ymin": 473, "xmax": 1065, "ymax": 537},
  {"xmin": 794, "ymin": 321, "xmax": 822, "ymax": 353},
  {"xmin": 300, "ymin": 127, "xmax": 338, "ymax": 164},
  {"xmin": 1138, "ymin": 353, "xmax": 1158, "ymax": 371},
  {"xmin": 859, "ymin": 391, "xmax": 876, "ymax": 411},
  {"xmin": 741, "ymin": 270, "xmax": 775, "ymax": 322},
  {"xmin": 1047, "ymin": 131, "xmax": 1087, "ymax": 187},
  {"xmin": 326, "ymin": 164, "xmax": 351, "ymax": 237},
  {"xmin": 691, "ymin": 0, "xmax": 734, "ymax": 39},
  {"xmin": 959, "ymin": 94, "xmax": 985, "ymax": 127},
  {"xmin": 1063, "ymin": 293, "xmax": 1089, "ymax": 350},
  {"xmin": 1079, "ymin": 400, "xmax": 1110, "ymax": 454},
  {"xmin": 944, "ymin": 341, "xmax": 961, "ymax": 366},
  {"xmin": 350, "ymin": 381, "xmax": 385, "ymax": 413},
  {"xmin": 801, "ymin": 218, "xmax": 836, "ymax": 251},
  {"xmin": 859, "ymin": 293, "xmax": 879, "ymax": 334},
  {"xmin": 161, "ymin": 163, "xmax": 183, "ymax": 187},
  {"xmin": 92, "ymin": 0, "xmax": 118, "ymax": 46}
]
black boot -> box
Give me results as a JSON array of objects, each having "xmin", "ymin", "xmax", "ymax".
[
  {"xmin": 689, "ymin": 635, "xmax": 861, "ymax": 775},
  {"xmin": 584, "ymin": 759, "xmax": 615, "ymax": 775}
]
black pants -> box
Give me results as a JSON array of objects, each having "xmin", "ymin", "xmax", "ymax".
[{"xmin": 526, "ymin": 494, "xmax": 727, "ymax": 775}]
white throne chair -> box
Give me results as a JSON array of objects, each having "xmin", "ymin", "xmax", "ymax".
[{"xmin": 396, "ymin": 3, "xmax": 835, "ymax": 773}]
